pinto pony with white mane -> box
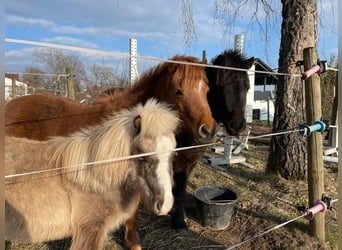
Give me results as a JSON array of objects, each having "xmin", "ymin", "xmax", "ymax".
[{"xmin": 5, "ymin": 99, "xmax": 179, "ymax": 250}]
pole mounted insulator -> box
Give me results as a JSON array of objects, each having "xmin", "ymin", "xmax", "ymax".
[
  {"xmin": 305, "ymin": 200, "xmax": 327, "ymax": 220},
  {"xmin": 299, "ymin": 120, "xmax": 326, "ymax": 137}
]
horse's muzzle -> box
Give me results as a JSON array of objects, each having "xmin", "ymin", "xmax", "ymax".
[
  {"xmin": 154, "ymin": 195, "xmax": 174, "ymax": 216},
  {"xmin": 226, "ymin": 119, "xmax": 246, "ymax": 136}
]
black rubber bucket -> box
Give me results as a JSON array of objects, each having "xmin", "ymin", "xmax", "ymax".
[{"xmin": 195, "ymin": 185, "xmax": 238, "ymax": 230}]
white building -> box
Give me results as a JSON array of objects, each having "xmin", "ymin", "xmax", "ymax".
[
  {"xmin": 249, "ymin": 59, "xmax": 278, "ymax": 122},
  {"xmin": 234, "ymin": 35, "xmax": 277, "ymax": 123},
  {"xmin": 5, "ymin": 77, "xmax": 28, "ymax": 101},
  {"xmin": 245, "ymin": 64, "xmax": 255, "ymax": 123}
]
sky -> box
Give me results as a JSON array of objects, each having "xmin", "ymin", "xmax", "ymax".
[{"xmin": 4, "ymin": 0, "xmax": 338, "ymax": 76}]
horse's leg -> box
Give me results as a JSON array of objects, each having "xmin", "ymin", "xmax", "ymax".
[
  {"xmin": 170, "ymin": 171, "xmax": 188, "ymax": 232},
  {"xmin": 124, "ymin": 211, "xmax": 142, "ymax": 250},
  {"xmin": 71, "ymin": 222, "xmax": 107, "ymax": 250},
  {"xmin": 171, "ymin": 146, "xmax": 202, "ymax": 233},
  {"xmin": 69, "ymin": 192, "xmax": 111, "ymax": 250}
]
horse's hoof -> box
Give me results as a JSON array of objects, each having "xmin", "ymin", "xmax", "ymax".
[{"xmin": 171, "ymin": 219, "xmax": 189, "ymax": 234}]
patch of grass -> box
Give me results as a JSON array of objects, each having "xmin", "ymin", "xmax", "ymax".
[{"xmin": 326, "ymin": 229, "xmax": 338, "ymax": 250}]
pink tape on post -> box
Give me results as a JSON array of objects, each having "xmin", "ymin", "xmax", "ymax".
[
  {"xmin": 304, "ymin": 201, "xmax": 327, "ymax": 220},
  {"xmin": 301, "ymin": 65, "xmax": 323, "ymax": 80}
]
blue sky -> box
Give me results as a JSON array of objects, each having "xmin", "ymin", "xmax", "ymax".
[{"xmin": 5, "ymin": 0, "xmax": 338, "ymax": 74}]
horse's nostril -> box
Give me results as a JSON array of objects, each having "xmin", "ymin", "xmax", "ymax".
[
  {"xmin": 227, "ymin": 120, "xmax": 246, "ymax": 135},
  {"xmin": 154, "ymin": 201, "xmax": 163, "ymax": 214},
  {"xmin": 199, "ymin": 125, "xmax": 211, "ymax": 138}
]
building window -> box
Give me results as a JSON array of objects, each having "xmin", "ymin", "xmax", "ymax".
[{"xmin": 252, "ymin": 109, "xmax": 260, "ymax": 120}]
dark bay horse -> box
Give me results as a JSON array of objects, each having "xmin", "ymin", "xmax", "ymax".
[
  {"xmin": 6, "ymin": 99, "xmax": 179, "ymax": 250},
  {"xmin": 207, "ymin": 49, "xmax": 254, "ymax": 135},
  {"xmin": 5, "ymin": 55, "xmax": 216, "ymax": 249},
  {"xmin": 170, "ymin": 49, "xmax": 254, "ymax": 231}
]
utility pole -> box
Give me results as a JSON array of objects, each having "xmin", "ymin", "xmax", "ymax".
[
  {"xmin": 234, "ymin": 35, "xmax": 244, "ymax": 54},
  {"xmin": 11, "ymin": 78, "xmax": 16, "ymax": 99},
  {"xmin": 66, "ymin": 67, "xmax": 75, "ymax": 100},
  {"xmin": 129, "ymin": 38, "xmax": 138, "ymax": 84}
]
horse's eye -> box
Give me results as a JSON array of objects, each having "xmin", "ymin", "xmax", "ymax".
[{"xmin": 175, "ymin": 89, "xmax": 183, "ymax": 96}]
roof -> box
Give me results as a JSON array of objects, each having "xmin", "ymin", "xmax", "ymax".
[
  {"xmin": 254, "ymin": 90, "xmax": 274, "ymax": 101},
  {"xmin": 5, "ymin": 77, "xmax": 27, "ymax": 86},
  {"xmin": 254, "ymin": 58, "xmax": 278, "ymax": 85}
]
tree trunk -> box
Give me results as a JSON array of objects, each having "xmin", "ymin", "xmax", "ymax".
[{"xmin": 266, "ymin": 0, "xmax": 318, "ymax": 180}]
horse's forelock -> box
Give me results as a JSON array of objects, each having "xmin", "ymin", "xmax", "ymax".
[
  {"xmin": 92, "ymin": 100, "xmax": 178, "ymax": 163},
  {"xmin": 167, "ymin": 55, "xmax": 208, "ymax": 88},
  {"xmin": 134, "ymin": 99, "xmax": 179, "ymax": 139},
  {"xmin": 212, "ymin": 49, "xmax": 247, "ymax": 68}
]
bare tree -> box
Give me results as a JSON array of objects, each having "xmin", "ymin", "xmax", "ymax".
[
  {"xmin": 181, "ymin": 0, "xmax": 197, "ymax": 48},
  {"xmin": 21, "ymin": 67, "xmax": 47, "ymax": 91},
  {"xmin": 86, "ymin": 63, "xmax": 128, "ymax": 88},
  {"xmin": 82, "ymin": 63, "xmax": 129, "ymax": 103},
  {"xmin": 181, "ymin": 0, "xmax": 280, "ymax": 60},
  {"xmin": 33, "ymin": 48, "xmax": 86, "ymax": 96},
  {"xmin": 213, "ymin": 0, "xmax": 280, "ymax": 61}
]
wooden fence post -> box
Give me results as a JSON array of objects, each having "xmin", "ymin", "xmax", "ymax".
[
  {"xmin": 66, "ymin": 67, "xmax": 75, "ymax": 100},
  {"xmin": 11, "ymin": 78, "xmax": 16, "ymax": 99},
  {"xmin": 303, "ymin": 47, "xmax": 325, "ymax": 241}
]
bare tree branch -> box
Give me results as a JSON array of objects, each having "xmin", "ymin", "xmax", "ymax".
[{"xmin": 181, "ymin": 0, "xmax": 197, "ymax": 48}]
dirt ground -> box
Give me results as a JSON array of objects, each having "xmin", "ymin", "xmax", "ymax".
[{"xmin": 6, "ymin": 124, "xmax": 338, "ymax": 250}]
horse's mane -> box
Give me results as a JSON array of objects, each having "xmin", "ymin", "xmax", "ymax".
[
  {"xmin": 207, "ymin": 50, "xmax": 253, "ymax": 88},
  {"xmin": 95, "ymin": 87, "xmax": 129, "ymax": 104},
  {"xmin": 96, "ymin": 55, "xmax": 208, "ymax": 104},
  {"xmin": 50, "ymin": 98, "xmax": 179, "ymax": 192},
  {"xmin": 211, "ymin": 49, "xmax": 248, "ymax": 68}
]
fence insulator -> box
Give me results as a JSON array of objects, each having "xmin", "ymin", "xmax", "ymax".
[
  {"xmin": 301, "ymin": 65, "xmax": 323, "ymax": 80},
  {"xmin": 298, "ymin": 120, "xmax": 326, "ymax": 137},
  {"xmin": 305, "ymin": 201, "xmax": 327, "ymax": 220}
]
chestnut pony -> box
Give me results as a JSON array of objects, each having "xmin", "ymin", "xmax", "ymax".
[
  {"xmin": 5, "ymin": 55, "xmax": 216, "ymax": 249},
  {"xmin": 5, "ymin": 99, "xmax": 179, "ymax": 250},
  {"xmin": 170, "ymin": 50, "xmax": 254, "ymax": 231}
]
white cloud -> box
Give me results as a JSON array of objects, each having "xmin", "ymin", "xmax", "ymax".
[
  {"xmin": 5, "ymin": 46, "xmax": 43, "ymax": 72},
  {"xmin": 6, "ymin": 15, "xmax": 55, "ymax": 28},
  {"xmin": 5, "ymin": 46, "xmax": 35, "ymax": 58},
  {"xmin": 42, "ymin": 36, "xmax": 99, "ymax": 49},
  {"xmin": 6, "ymin": 1, "xmax": 181, "ymax": 34}
]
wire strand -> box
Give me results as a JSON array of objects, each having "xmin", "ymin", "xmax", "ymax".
[
  {"xmin": 5, "ymin": 72, "xmax": 69, "ymax": 77},
  {"xmin": 238, "ymin": 128, "xmax": 302, "ymax": 140},
  {"xmin": 226, "ymin": 213, "xmax": 308, "ymax": 250},
  {"xmin": 5, "ymin": 142, "xmax": 215, "ymax": 180},
  {"xmin": 6, "ymin": 38, "xmax": 304, "ymax": 77}
]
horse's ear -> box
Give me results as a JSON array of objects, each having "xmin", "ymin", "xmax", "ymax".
[
  {"xmin": 133, "ymin": 115, "xmax": 142, "ymax": 135},
  {"xmin": 243, "ymin": 57, "xmax": 255, "ymax": 69}
]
